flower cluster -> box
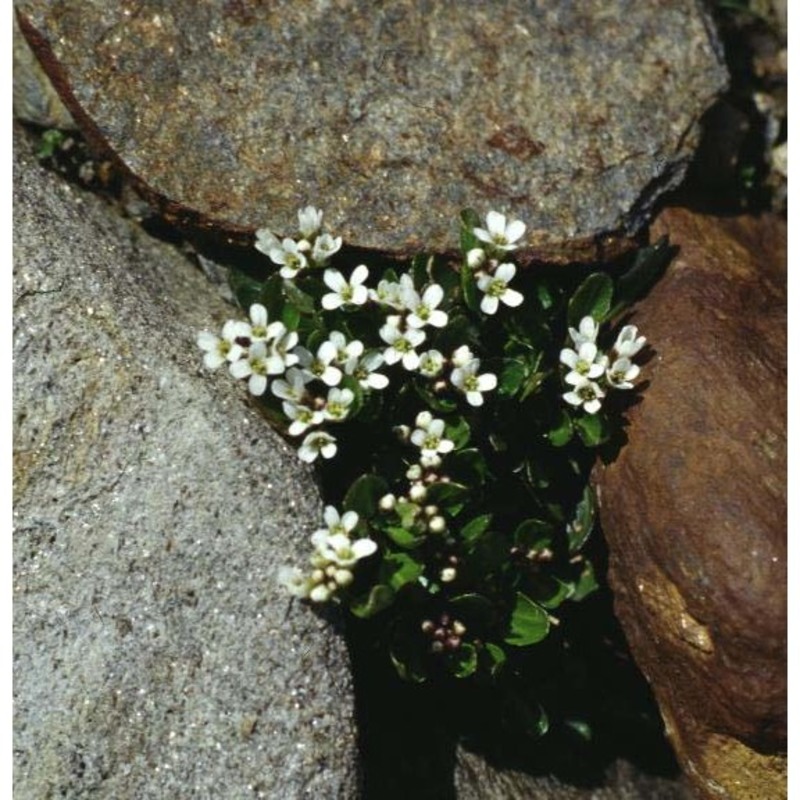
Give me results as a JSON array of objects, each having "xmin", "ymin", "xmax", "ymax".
[
  {"xmin": 255, "ymin": 205, "xmax": 343, "ymax": 279},
  {"xmin": 279, "ymin": 506, "xmax": 376, "ymax": 602},
  {"xmin": 560, "ymin": 316, "xmax": 646, "ymax": 414},
  {"xmin": 466, "ymin": 211, "xmax": 526, "ymax": 315}
]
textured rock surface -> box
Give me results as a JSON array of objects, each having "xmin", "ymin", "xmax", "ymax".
[
  {"xmin": 594, "ymin": 208, "xmax": 786, "ymax": 799},
  {"xmin": 16, "ymin": 0, "xmax": 727, "ymax": 262},
  {"xmin": 13, "ymin": 126, "xmax": 360, "ymax": 799},
  {"xmin": 455, "ymin": 749, "xmax": 693, "ymax": 800}
]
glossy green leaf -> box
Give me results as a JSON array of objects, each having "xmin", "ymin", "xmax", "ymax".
[
  {"xmin": 498, "ymin": 359, "xmax": 528, "ymax": 397},
  {"xmin": 505, "ymin": 592, "xmax": 550, "ymax": 646},
  {"xmin": 574, "ymin": 412, "xmax": 610, "ymax": 447},
  {"xmin": 445, "ymin": 416, "xmax": 471, "ymax": 450},
  {"xmin": 450, "ymin": 593, "xmax": 495, "ymax": 629},
  {"xmin": 513, "ymin": 519, "xmax": 552, "ymax": 549},
  {"xmin": 460, "ymin": 514, "xmax": 492, "ymax": 542},
  {"xmin": 567, "ymin": 272, "xmax": 613, "ymax": 328},
  {"xmin": 451, "ymin": 643, "xmax": 478, "ymax": 678},
  {"xmin": 484, "ymin": 642, "xmax": 507, "ymax": 676},
  {"xmin": 385, "ymin": 526, "xmax": 425, "ymax": 549},
  {"xmin": 570, "ymin": 559, "xmax": 600, "ymax": 601},
  {"xmin": 382, "ymin": 552, "xmax": 424, "ymax": 591},
  {"xmin": 426, "ymin": 482, "xmax": 470, "ymax": 516},
  {"xmin": 460, "ymin": 263, "xmax": 481, "ymax": 313},
  {"xmin": 546, "ymin": 410, "xmax": 573, "ymax": 447},
  {"xmin": 343, "ymin": 474, "xmax": 390, "ymax": 519},
  {"xmin": 608, "ymin": 237, "xmax": 673, "ymax": 318},
  {"xmin": 283, "ymin": 279, "xmax": 316, "ymax": 314},
  {"xmin": 447, "ymin": 448, "xmax": 491, "ymax": 486}
]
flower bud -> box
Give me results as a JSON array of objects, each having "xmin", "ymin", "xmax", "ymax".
[
  {"xmin": 421, "ymin": 620, "xmax": 435, "ymax": 635},
  {"xmin": 424, "ymin": 505, "xmax": 439, "ymax": 517},
  {"xmin": 428, "ymin": 516, "xmax": 446, "ymax": 534},
  {"xmin": 440, "ymin": 566, "xmax": 457, "ymax": 582},
  {"xmin": 406, "ymin": 464, "xmax": 423, "ymax": 481},
  {"xmin": 334, "ymin": 569, "xmax": 354, "ymax": 587},
  {"xmin": 452, "ymin": 620, "xmax": 467, "ymax": 637},
  {"xmin": 409, "ymin": 483, "xmax": 427, "ymax": 502},
  {"xmin": 379, "ymin": 493, "xmax": 397, "ymax": 511}
]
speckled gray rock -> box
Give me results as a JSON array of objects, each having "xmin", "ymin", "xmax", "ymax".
[
  {"xmin": 16, "ymin": 0, "xmax": 727, "ymax": 263},
  {"xmin": 455, "ymin": 749, "xmax": 695, "ymax": 800},
  {"xmin": 13, "ymin": 11, "xmax": 74, "ymax": 128},
  {"xmin": 13, "ymin": 127, "xmax": 360, "ymax": 800}
]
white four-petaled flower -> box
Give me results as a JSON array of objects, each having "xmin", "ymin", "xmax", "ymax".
[
  {"xmin": 295, "ymin": 342, "xmax": 342, "ymax": 386},
  {"xmin": 379, "ymin": 316, "xmax": 426, "ymax": 370},
  {"xmin": 476, "ymin": 263, "xmax": 524, "ymax": 315},
  {"xmin": 322, "ymin": 265, "xmax": 369, "ymax": 309},
  {"xmin": 450, "ymin": 359, "xmax": 498, "ymax": 407},
  {"xmin": 562, "ymin": 375, "xmax": 605, "ymax": 414},
  {"xmin": 559, "ymin": 342, "xmax": 607, "ymax": 383},
  {"xmin": 404, "ymin": 284, "xmax": 448, "ymax": 329},
  {"xmin": 410, "ymin": 412, "xmax": 455, "ymax": 458},
  {"xmin": 298, "ymin": 431, "xmax": 338, "ymax": 462},
  {"xmin": 568, "ymin": 316, "xmax": 599, "ymax": 347},
  {"xmin": 613, "ymin": 325, "xmax": 646, "ymax": 358},
  {"xmin": 229, "ymin": 341, "xmax": 271, "ymax": 396},
  {"xmin": 473, "ymin": 210, "xmax": 526, "ymax": 251},
  {"xmin": 606, "ymin": 357, "xmax": 640, "ymax": 389}
]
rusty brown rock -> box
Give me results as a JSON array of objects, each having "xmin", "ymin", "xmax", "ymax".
[
  {"xmin": 16, "ymin": 0, "xmax": 726, "ymax": 263},
  {"xmin": 594, "ymin": 208, "xmax": 786, "ymax": 800}
]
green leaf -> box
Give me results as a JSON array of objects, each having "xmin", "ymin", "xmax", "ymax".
[
  {"xmin": 498, "ymin": 359, "xmax": 528, "ymax": 397},
  {"xmin": 382, "ymin": 552, "xmax": 424, "ymax": 591},
  {"xmin": 260, "ymin": 273, "xmax": 286, "ymax": 321},
  {"xmin": 484, "ymin": 643, "xmax": 507, "ymax": 676},
  {"xmin": 460, "ymin": 514, "xmax": 492, "ymax": 542},
  {"xmin": 395, "ymin": 500, "xmax": 420, "ymax": 530},
  {"xmin": 450, "ymin": 643, "xmax": 478, "ymax": 678},
  {"xmin": 281, "ymin": 303, "xmax": 301, "ymax": 331},
  {"xmin": 282, "ymin": 279, "xmax": 316, "ymax": 314},
  {"xmin": 519, "ymin": 369, "xmax": 549, "ymax": 401},
  {"xmin": 426, "ymin": 482, "xmax": 470, "ymax": 516},
  {"xmin": 390, "ymin": 644, "xmax": 427, "ymax": 683},
  {"xmin": 414, "ymin": 380, "xmax": 458, "ymax": 414},
  {"xmin": 533, "ymin": 576, "xmax": 574, "ymax": 610},
  {"xmin": 505, "ymin": 592, "xmax": 550, "ymax": 646},
  {"xmin": 229, "ymin": 268, "xmax": 268, "ymax": 312},
  {"xmin": 567, "ymin": 272, "xmax": 613, "ymax": 328},
  {"xmin": 447, "ymin": 448, "xmax": 491, "ymax": 486},
  {"xmin": 445, "ymin": 416, "xmax": 471, "ymax": 450},
  {"xmin": 459, "ymin": 208, "xmax": 483, "ymax": 254},
  {"xmin": 343, "ymin": 474, "xmax": 390, "ymax": 519},
  {"xmin": 566, "ymin": 485, "xmax": 595, "ymax": 553},
  {"xmin": 37, "ymin": 129, "xmax": 66, "ymax": 159},
  {"xmin": 535, "ymin": 280, "xmax": 555, "ymax": 310},
  {"xmin": 460, "ymin": 263, "xmax": 481, "ymax": 313},
  {"xmin": 608, "ymin": 237, "xmax": 673, "ymax": 318},
  {"xmin": 350, "ymin": 584, "xmax": 394, "ymax": 618},
  {"xmin": 546, "ymin": 410, "xmax": 573, "ymax": 447},
  {"xmin": 570, "ymin": 559, "xmax": 600, "ymax": 601},
  {"xmin": 411, "ymin": 254, "xmax": 431, "ymax": 288},
  {"xmin": 505, "ymin": 693, "xmax": 550, "ymax": 738},
  {"xmin": 564, "ymin": 718, "xmax": 593, "ymax": 742},
  {"xmin": 385, "ymin": 526, "xmax": 425, "ymax": 549},
  {"xmin": 430, "ymin": 260, "xmax": 461, "ymax": 297},
  {"xmin": 574, "ymin": 412, "xmax": 610, "ymax": 447}
]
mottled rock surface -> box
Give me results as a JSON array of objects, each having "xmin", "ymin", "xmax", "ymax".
[
  {"xmin": 594, "ymin": 208, "xmax": 786, "ymax": 800},
  {"xmin": 13, "ymin": 126, "xmax": 360, "ymax": 799},
  {"xmin": 16, "ymin": 0, "xmax": 727, "ymax": 262},
  {"xmin": 455, "ymin": 749, "xmax": 694, "ymax": 800}
]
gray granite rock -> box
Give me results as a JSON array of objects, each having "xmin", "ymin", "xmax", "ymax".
[
  {"xmin": 13, "ymin": 126, "xmax": 360, "ymax": 800},
  {"xmin": 16, "ymin": 0, "xmax": 727, "ymax": 263}
]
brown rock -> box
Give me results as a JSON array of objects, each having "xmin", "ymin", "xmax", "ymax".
[
  {"xmin": 594, "ymin": 208, "xmax": 786, "ymax": 799},
  {"xmin": 15, "ymin": 0, "xmax": 727, "ymax": 263}
]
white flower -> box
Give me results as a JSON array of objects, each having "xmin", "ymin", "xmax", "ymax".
[
  {"xmin": 271, "ymin": 238, "xmax": 309, "ymax": 279},
  {"xmin": 322, "ymin": 265, "xmax": 369, "ymax": 309},
  {"xmin": 476, "ymin": 263, "xmax": 524, "ymax": 314},
  {"xmin": 606, "ymin": 357, "xmax": 640, "ymax": 389},
  {"xmin": 311, "ymin": 233, "xmax": 343, "ymax": 266},
  {"xmin": 311, "ymin": 531, "xmax": 377, "ymax": 568},
  {"xmin": 298, "ymin": 431, "xmax": 338, "ymax": 462},
  {"xmin": 309, "ymin": 582, "xmax": 335, "ymax": 603},
  {"xmin": 568, "ymin": 316, "xmax": 599, "ymax": 347},
  {"xmin": 473, "ymin": 210, "xmax": 526, "ymax": 251},
  {"xmin": 295, "ymin": 342, "xmax": 342, "ymax": 386},
  {"xmin": 562, "ymin": 375, "xmax": 605, "ymax": 414},
  {"xmin": 229, "ymin": 341, "xmax": 271, "ymax": 396},
  {"xmin": 196, "ymin": 318, "xmax": 249, "ymax": 369},
  {"xmin": 410, "ymin": 415, "xmax": 455, "ymax": 458},
  {"xmin": 321, "ymin": 505, "xmax": 360, "ymax": 537},
  {"xmin": 451, "ymin": 345, "xmax": 475, "ymax": 368},
  {"xmin": 323, "ymin": 387, "xmax": 355, "ymax": 421},
  {"xmin": 283, "ymin": 401, "xmax": 324, "ymax": 436},
  {"xmin": 466, "ymin": 247, "xmax": 487, "ymax": 270},
  {"xmin": 266, "ymin": 326, "xmax": 300, "ymax": 374},
  {"xmin": 379, "ymin": 316, "xmax": 426, "ymax": 370},
  {"xmin": 254, "ymin": 228, "xmax": 281, "ymax": 258},
  {"xmin": 560, "ymin": 341, "xmax": 607, "ymax": 382},
  {"xmin": 405, "ymin": 284, "xmax": 448, "ymax": 329},
  {"xmin": 245, "ymin": 304, "xmax": 270, "ymax": 341},
  {"xmin": 345, "ymin": 350, "xmax": 389, "ymax": 390},
  {"xmin": 327, "ymin": 331, "xmax": 364, "ymax": 364},
  {"xmin": 369, "ymin": 278, "xmax": 403, "ymax": 308},
  {"xmin": 417, "ymin": 350, "xmax": 445, "ymax": 378},
  {"xmin": 271, "ymin": 367, "xmax": 311, "ymax": 402},
  {"xmin": 450, "ymin": 359, "xmax": 497, "ymax": 407},
  {"xmin": 298, "ymin": 205, "xmax": 324, "ymax": 239},
  {"xmin": 277, "ymin": 566, "xmax": 312, "ymax": 598},
  {"xmin": 613, "ymin": 325, "xmax": 646, "ymax": 358}
]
